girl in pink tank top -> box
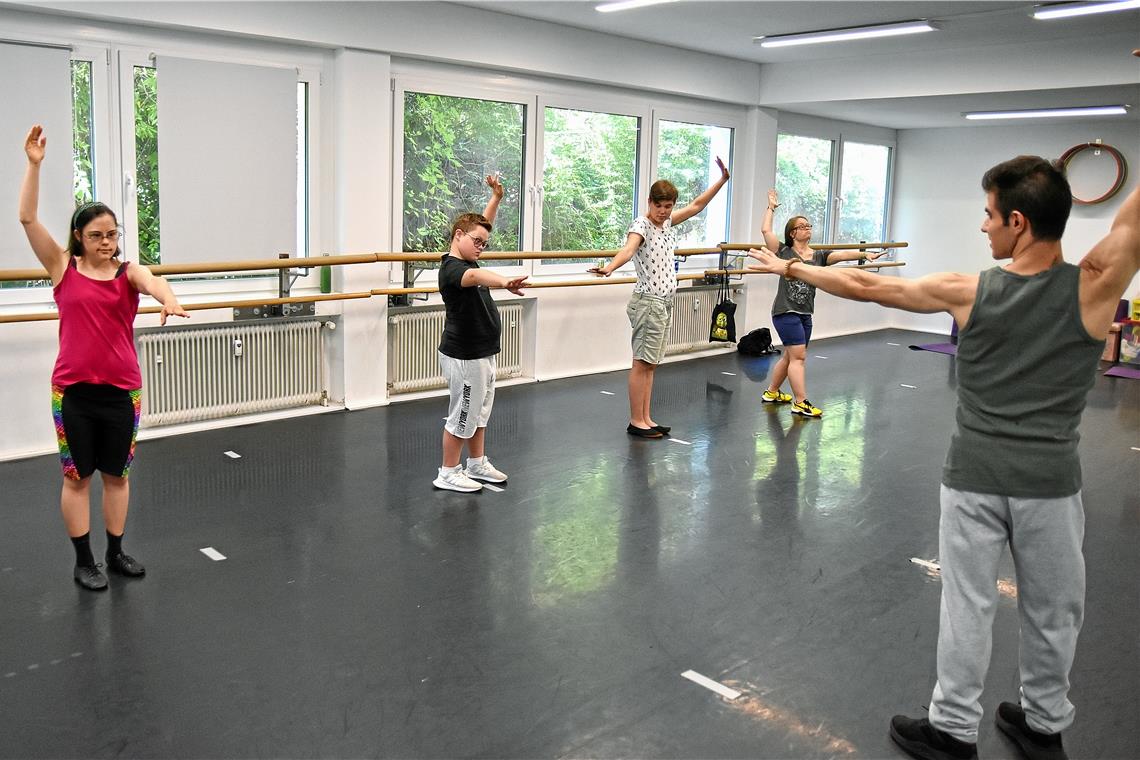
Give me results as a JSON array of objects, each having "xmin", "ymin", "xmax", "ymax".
[{"xmin": 19, "ymin": 124, "xmax": 188, "ymax": 592}]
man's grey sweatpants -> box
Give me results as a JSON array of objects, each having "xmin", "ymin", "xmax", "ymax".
[{"xmin": 928, "ymin": 484, "xmax": 1085, "ymax": 742}]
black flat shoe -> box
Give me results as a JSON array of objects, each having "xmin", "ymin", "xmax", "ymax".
[
  {"xmin": 652, "ymin": 425, "xmax": 671, "ymax": 434},
  {"xmin": 106, "ymin": 552, "xmax": 146, "ymax": 578},
  {"xmin": 626, "ymin": 424, "xmax": 663, "ymax": 439},
  {"xmin": 74, "ymin": 564, "xmax": 108, "ymax": 591}
]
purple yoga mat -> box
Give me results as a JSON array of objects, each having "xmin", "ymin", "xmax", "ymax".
[
  {"xmin": 1104, "ymin": 364, "xmax": 1140, "ymax": 379},
  {"xmin": 909, "ymin": 343, "xmax": 958, "ymax": 356}
]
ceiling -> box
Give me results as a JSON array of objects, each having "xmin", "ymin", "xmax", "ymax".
[{"xmin": 459, "ymin": 1, "xmax": 1140, "ymax": 128}]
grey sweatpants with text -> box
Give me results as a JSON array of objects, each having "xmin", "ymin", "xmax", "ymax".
[{"xmin": 928, "ymin": 485, "xmax": 1085, "ymax": 742}]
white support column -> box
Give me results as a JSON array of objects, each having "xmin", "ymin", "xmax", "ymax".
[{"xmin": 331, "ymin": 48, "xmax": 392, "ymax": 409}]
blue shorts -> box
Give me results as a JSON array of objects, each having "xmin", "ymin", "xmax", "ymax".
[{"xmin": 772, "ymin": 312, "xmax": 813, "ymax": 346}]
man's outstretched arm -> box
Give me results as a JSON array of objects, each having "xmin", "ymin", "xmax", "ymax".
[{"xmin": 747, "ymin": 247, "xmax": 977, "ymax": 327}]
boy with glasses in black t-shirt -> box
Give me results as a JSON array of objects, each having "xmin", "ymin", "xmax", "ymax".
[{"xmin": 433, "ymin": 177, "xmax": 529, "ymax": 492}]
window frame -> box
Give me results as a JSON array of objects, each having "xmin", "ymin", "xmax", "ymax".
[
  {"xmin": 776, "ymin": 115, "xmax": 896, "ymax": 247},
  {"xmin": 649, "ymin": 104, "xmax": 742, "ymax": 273},
  {"xmin": 533, "ymin": 92, "xmax": 650, "ymax": 277},
  {"xmin": 391, "ymin": 76, "xmax": 534, "ymax": 284},
  {"xmin": 115, "ymin": 47, "xmax": 321, "ymax": 295},
  {"xmin": 834, "ymin": 136, "xmax": 895, "ymax": 247}
]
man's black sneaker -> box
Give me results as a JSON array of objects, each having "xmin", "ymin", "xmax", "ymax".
[
  {"xmin": 106, "ymin": 552, "xmax": 146, "ymax": 577},
  {"xmin": 995, "ymin": 702, "xmax": 1068, "ymax": 760},
  {"xmin": 74, "ymin": 563, "xmax": 108, "ymax": 591},
  {"xmin": 889, "ymin": 715, "xmax": 978, "ymax": 760}
]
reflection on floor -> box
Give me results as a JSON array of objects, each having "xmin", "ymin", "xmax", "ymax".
[{"xmin": 1, "ymin": 329, "xmax": 1136, "ymax": 758}]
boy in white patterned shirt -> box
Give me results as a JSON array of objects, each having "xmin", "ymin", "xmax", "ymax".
[{"xmin": 591, "ymin": 157, "xmax": 729, "ymax": 438}]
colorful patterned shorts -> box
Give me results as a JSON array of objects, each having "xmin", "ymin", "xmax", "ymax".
[{"xmin": 52, "ymin": 383, "xmax": 141, "ymax": 480}]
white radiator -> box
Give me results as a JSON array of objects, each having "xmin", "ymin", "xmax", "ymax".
[
  {"xmin": 667, "ymin": 287, "xmax": 739, "ymax": 355},
  {"xmin": 136, "ymin": 320, "xmax": 325, "ymax": 427},
  {"xmin": 388, "ymin": 303, "xmax": 524, "ymax": 394}
]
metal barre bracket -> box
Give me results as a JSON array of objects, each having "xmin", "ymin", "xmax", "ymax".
[{"xmin": 233, "ymin": 302, "xmax": 317, "ymax": 320}]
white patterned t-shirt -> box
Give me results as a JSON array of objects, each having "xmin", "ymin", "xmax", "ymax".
[{"xmin": 628, "ymin": 216, "xmax": 677, "ymax": 298}]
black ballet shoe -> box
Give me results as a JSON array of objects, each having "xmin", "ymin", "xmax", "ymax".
[
  {"xmin": 74, "ymin": 564, "xmax": 108, "ymax": 591},
  {"xmin": 106, "ymin": 552, "xmax": 146, "ymax": 578},
  {"xmin": 626, "ymin": 424, "xmax": 664, "ymax": 439},
  {"xmin": 652, "ymin": 424, "xmax": 671, "ymax": 434}
]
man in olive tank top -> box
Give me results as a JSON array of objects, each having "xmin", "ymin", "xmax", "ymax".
[{"xmin": 747, "ymin": 156, "xmax": 1140, "ymax": 760}]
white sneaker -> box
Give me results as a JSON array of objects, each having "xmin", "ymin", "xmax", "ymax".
[
  {"xmin": 465, "ymin": 456, "xmax": 507, "ymax": 483},
  {"xmin": 433, "ymin": 466, "xmax": 483, "ymax": 492}
]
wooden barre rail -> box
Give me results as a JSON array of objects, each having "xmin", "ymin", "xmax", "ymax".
[
  {"xmin": 0, "ymin": 272, "xmax": 721, "ymax": 323},
  {"xmin": 0, "ymin": 243, "xmax": 908, "ymax": 281},
  {"xmin": 719, "ymin": 241, "xmax": 908, "ymax": 252},
  {"xmin": 0, "ymin": 260, "xmax": 905, "ymax": 324}
]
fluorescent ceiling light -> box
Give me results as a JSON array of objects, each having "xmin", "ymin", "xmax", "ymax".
[
  {"xmin": 754, "ymin": 20, "xmax": 937, "ymax": 48},
  {"xmin": 596, "ymin": 0, "xmax": 678, "ymax": 13},
  {"xmin": 964, "ymin": 105, "xmax": 1129, "ymax": 120},
  {"xmin": 1033, "ymin": 1, "xmax": 1140, "ymax": 20}
]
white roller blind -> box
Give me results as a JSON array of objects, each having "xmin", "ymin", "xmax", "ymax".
[
  {"xmin": 0, "ymin": 42, "xmax": 73, "ymax": 271},
  {"xmin": 156, "ymin": 56, "xmax": 296, "ymax": 264}
]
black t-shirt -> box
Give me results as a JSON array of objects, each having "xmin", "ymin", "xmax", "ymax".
[{"xmin": 437, "ymin": 254, "xmax": 501, "ymax": 359}]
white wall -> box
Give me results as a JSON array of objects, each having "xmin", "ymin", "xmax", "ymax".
[
  {"xmin": 18, "ymin": 1, "xmax": 761, "ymax": 106},
  {"xmin": 891, "ymin": 122, "xmax": 1140, "ymax": 334},
  {"xmin": 1, "ymin": 2, "xmax": 1133, "ymax": 463}
]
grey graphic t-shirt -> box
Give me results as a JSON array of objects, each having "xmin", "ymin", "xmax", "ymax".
[{"xmin": 770, "ymin": 245, "xmax": 829, "ymax": 315}]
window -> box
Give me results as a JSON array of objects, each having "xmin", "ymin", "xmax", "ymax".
[
  {"xmin": 71, "ymin": 59, "xmax": 94, "ymax": 206},
  {"xmin": 133, "ymin": 65, "xmax": 160, "ymax": 265},
  {"xmin": 401, "ymin": 91, "xmax": 525, "ymax": 267},
  {"xmin": 123, "ymin": 58, "xmax": 312, "ymax": 275},
  {"xmin": 837, "ymin": 141, "xmax": 891, "ymax": 244},
  {"xmin": 774, "ymin": 133, "xmax": 834, "ymax": 244},
  {"xmin": 393, "ymin": 69, "xmax": 744, "ymax": 280},
  {"xmin": 655, "ymin": 119, "xmax": 733, "ymax": 249},
  {"xmin": 540, "ymin": 106, "xmax": 640, "ymax": 265}
]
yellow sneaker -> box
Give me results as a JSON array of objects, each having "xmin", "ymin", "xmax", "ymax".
[
  {"xmin": 762, "ymin": 389, "xmax": 793, "ymax": 403},
  {"xmin": 791, "ymin": 399, "xmax": 823, "ymax": 417}
]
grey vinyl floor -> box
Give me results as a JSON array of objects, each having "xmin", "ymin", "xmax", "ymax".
[{"xmin": 1, "ymin": 328, "xmax": 1136, "ymax": 759}]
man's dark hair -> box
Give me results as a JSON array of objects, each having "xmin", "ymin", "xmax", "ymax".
[{"xmin": 981, "ymin": 155, "xmax": 1071, "ymax": 241}]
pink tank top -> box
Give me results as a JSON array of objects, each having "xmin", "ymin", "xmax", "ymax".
[{"xmin": 51, "ymin": 258, "xmax": 142, "ymax": 390}]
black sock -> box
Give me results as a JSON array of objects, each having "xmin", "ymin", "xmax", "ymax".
[
  {"xmin": 71, "ymin": 533, "xmax": 95, "ymax": 567},
  {"xmin": 106, "ymin": 531, "xmax": 123, "ymax": 559}
]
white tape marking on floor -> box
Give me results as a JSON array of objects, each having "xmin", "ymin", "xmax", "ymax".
[
  {"xmin": 669, "ymin": 438, "xmax": 692, "ymax": 446},
  {"xmin": 481, "ymin": 483, "xmax": 504, "ymax": 493},
  {"xmin": 224, "ymin": 450, "xmax": 242, "ymax": 459},
  {"xmin": 887, "ymin": 342, "xmax": 901, "ymax": 346},
  {"xmin": 599, "ymin": 390, "xmax": 615, "ymax": 396},
  {"xmin": 909, "ymin": 557, "xmax": 941, "ymax": 572},
  {"xmin": 681, "ymin": 670, "xmax": 741, "ymax": 701},
  {"xmin": 900, "ymin": 384, "xmax": 917, "ymax": 389},
  {"xmin": 814, "ymin": 355, "xmax": 829, "ymax": 359},
  {"xmin": 1132, "ymin": 447, "xmax": 1140, "ymax": 452},
  {"xmin": 200, "ymin": 547, "xmax": 227, "ymax": 561},
  {"xmin": 721, "ymin": 372, "xmax": 736, "ymax": 376}
]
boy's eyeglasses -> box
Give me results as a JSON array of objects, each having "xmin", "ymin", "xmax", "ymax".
[{"xmin": 463, "ymin": 231, "xmax": 490, "ymax": 249}]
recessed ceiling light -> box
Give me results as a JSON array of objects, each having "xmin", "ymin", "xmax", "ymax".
[
  {"xmin": 753, "ymin": 20, "xmax": 937, "ymax": 48},
  {"xmin": 1032, "ymin": 1, "xmax": 1140, "ymax": 20},
  {"xmin": 964, "ymin": 105, "xmax": 1129, "ymax": 120},
  {"xmin": 596, "ymin": 0, "xmax": 679, "ymax": 13}
]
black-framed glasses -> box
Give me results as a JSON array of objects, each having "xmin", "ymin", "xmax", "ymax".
[
  {"xmin": 463, "ymin": 230, "xmax": 490, "ymax": 249},
  {"xmin": 83, "ymin": 229, "xmax": 122, "ymax": 242},
  {"xmin": 793, "ymin": 224, "xmax": 813, "ymax": 231}
]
